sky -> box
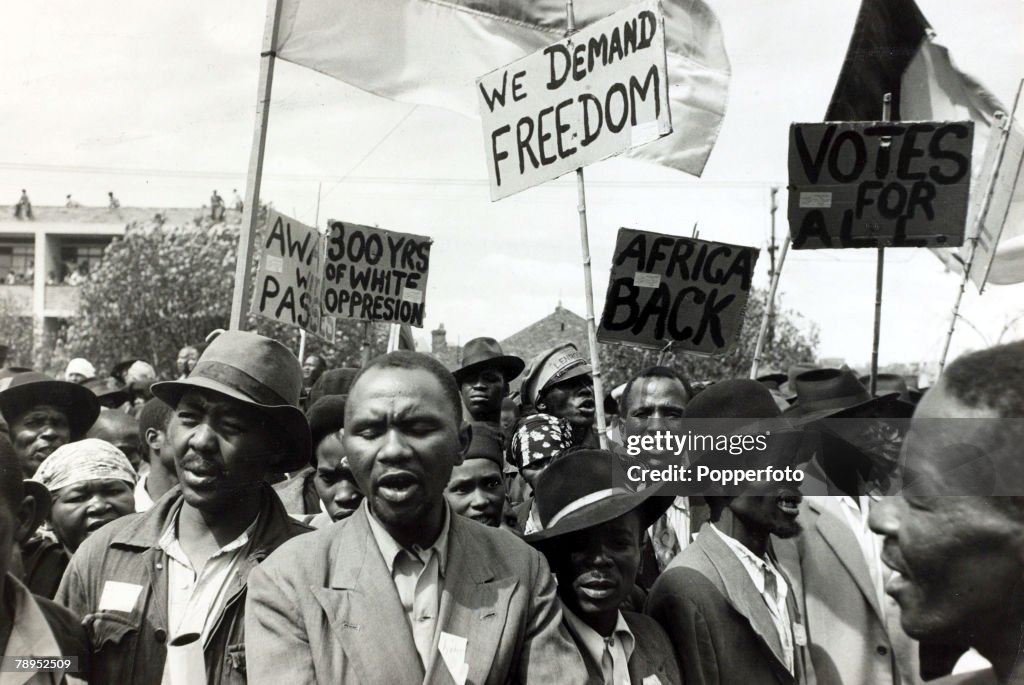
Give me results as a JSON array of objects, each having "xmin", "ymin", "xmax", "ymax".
[{"xmin": 1, "ymin": 0, "xmax": 1022, "ymax": 370}]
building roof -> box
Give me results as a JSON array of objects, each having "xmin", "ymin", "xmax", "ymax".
[
  {"xmin": 6, "ymin": 205, "xmax": 204, "ymax": 225},
  {"xmin": 500, "ymin": 305, "xmax": 589, "ymax": 363}
]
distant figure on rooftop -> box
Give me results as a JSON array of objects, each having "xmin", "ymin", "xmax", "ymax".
[
  {"xmin": 108, "ymin": 191, "xmax": 120, "ymax": 209},
  {"xmin": 14, "ymin": 190, "xmax": 33, "ymax": 220},
  {"xmin": 232, "ymin": 188, "xmax": 243, "ymax": 212},
  {"xmin": 211, "ymin": 190, "xmax": 225, "ymax": 221},
  {"xmin": 65, "ymin": 194, "xmax": 80, "ymax": 208}
]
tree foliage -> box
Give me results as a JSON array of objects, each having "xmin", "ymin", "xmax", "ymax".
[{"xmin": 599, "ymin": 288, "xmax": 819, "ymax": 389}]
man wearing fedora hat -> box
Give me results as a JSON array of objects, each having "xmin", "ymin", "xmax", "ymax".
[
  {"xmin": 444, "ymin": 421, "xmax": 506, "ymax": 528},
  {"xmin": 521, "ymin": 342, "xmax": 598, "ymax": 447},
  {"xmin": 0, "ymin": 433, "xmax": 90, "ymax": 683},
  {"xmin": 0, "ymin": 372, "xmax": 101, "ymax": 478},
  {"xmin": 785, "ymin": 368, "xmax": 913, "ymax": 497},
  {"xmin": 452, "ymin": 338, "xmax": 524, "ymax": 426},
  {"xmin": 646, "ymin": 379, "xmax": 815, "ymax": 685},
  {"xmin": 56, "ymin": 330, "xmax": 313, "ymax": 685},
  {"xmin": 527, "ymin": 449, "xmax": 682, "ymax": 684},
  {"xmin": 246, "ymin": 350, "xmax": 586, "ymax": 684}
]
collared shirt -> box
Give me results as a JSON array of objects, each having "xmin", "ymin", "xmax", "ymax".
[
  {"xmin": 563, "ymin": 606, "xmax": 635, "ymax": 685},
  {"xmin": 158, "ymin": 505, "xmax": 259, "ymax": 685},
  {"xmin": 664, "ymin": 496, "xmax": 692, "ymax": 549},
  {"xmin": 836, "ymin": 495, "xmax": 887, "ymax": 613},
  {"xmin": 710, "ymin": 523, "xmax": 794, "ymax": 674},
  {"xmin": 365, "ymin": 502, "xmax": 451, "ymax": 668},
  {"xmin": 3, "ymin": 575, "xmax": 84, "ymax": 685},
  {"xmin": 134, "ymin": 472, "xmax": 154, "ymax": 512}
]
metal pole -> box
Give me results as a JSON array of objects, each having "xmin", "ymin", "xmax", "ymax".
[
  {"xmin": 750, "ymin": 234, "xmax": 790, "ymax": 379},
  {"xmin": 938, "ymin": 107, "xmax": 1016, "ymax": 371},
  {"xmin": 566, "ymin": 0, "xmax": 608, "ymax": 449},
  {"xmin": 869, "ymin": 93, "xmax": 892, "ymax": 395},
  {"xmin": 229, "ymin": 0, "xmax": 285, "ymax": 330}
]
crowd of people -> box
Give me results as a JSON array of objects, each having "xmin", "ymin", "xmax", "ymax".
[{"xmin": 0, "ymin": 329, "xmax": 1021, "ymax": 684}]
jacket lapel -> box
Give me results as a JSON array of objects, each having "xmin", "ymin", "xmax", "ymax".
[
  {"xmin": 697, "ymin": 526, "xmax": 790, "ymax": 672},
  {"xmin": 424, "ymin": 518, "xmax": 517, "ymax": 685},
  {"xmin": 313, "ymin": 509, "xmax": 425, "ymax": 685},
  {"xmin": 809, "ymin": 498, "xmax": 883, "ymax": 619}
]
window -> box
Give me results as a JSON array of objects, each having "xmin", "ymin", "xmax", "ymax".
[{"xmin": 0, "ymin": 241, "xmax": 35, "ymax": 284}]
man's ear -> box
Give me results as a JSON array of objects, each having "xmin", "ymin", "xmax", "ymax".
[
  {"xmin": 15, "ymin": 495, "xmax": 41, "ymax": 544},
  {"xmin": 455, "ymin": 421, "xmax": 471, "ymax": 466},
  {"xmin": 144, "ymin": 427, "xmax": 163, "ymax": 455}
]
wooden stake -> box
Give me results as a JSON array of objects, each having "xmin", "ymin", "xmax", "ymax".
[
  {"xmin": 229, "ymin": 0, "xmax": 285, "ymax": 330},
  {"xmin": 869, "ymin": 93, "xmax": 892, "ymax": 395},
  {"xmin": 750, "ymin": 228, "xmax": 790, "ymax": 379},
  {"xmin": 567, "ymin": 0, "xmax": 609, "ymax": 449}
]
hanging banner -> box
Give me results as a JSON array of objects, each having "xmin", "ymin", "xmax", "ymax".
[
  {"xmin": 968, "ymin": 120, "xmax": 1024, "ymax": 288},
  {"xmin": 477, "ymin": 0, "xmax": 672, "ymax": 201},
  {"xmin": 251, "ymin": 209, "xmax": 330, "ymax": 339},
  {"xmin": 321, "ymin": 220, "xmax": 432, "ymax": 327},
  {"xmin": 597, "ymin": 227, "xmax": 759, "ymax": 354},
  {"xmin": 788, "ymin": 121, "xmax": 973, "ymax": 249}
]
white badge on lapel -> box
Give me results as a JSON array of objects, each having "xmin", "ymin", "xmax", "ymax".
[
  {"xmin": 438, "ymin": 632, "xmax": 468, "ymax": 685},
  {"xmin": 98, "ymin": 581, "xmax": 143, "ymax": 612},
  {"xmin": 642, "ymin": 676, "xmax": 664, "ymax": 685},
  {"xmin": 793, "ymin": 622, "xmax": 808, "ymax": 647}
]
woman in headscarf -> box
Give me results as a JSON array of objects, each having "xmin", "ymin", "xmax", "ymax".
[{"xmin": 22, "ymin": 439, "xmax": 136, "ymax": 597}]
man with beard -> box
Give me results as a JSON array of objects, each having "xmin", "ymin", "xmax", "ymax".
[
  {"xmin": 56, "ymin": 331, "xmax": 312, "ymax": 684},
  {"xmin": 0, "ymin": 372, "xmax": 100, "ymax": 478},
  {"xmin": 522, "ymin": 343, "xmax": 597, "ymax": 447},
  {"xmin": 646, "ymin": 380, "xmax": 814, "ymax": 685},
  {"xmin": 444, "ymin": 421, "xmax": 506, "ymax": 528},
  {"xmin": 245, "ymin": 351, "xmax": 586, "ymax": 684},
  {"xmin": 452, "ymin": 338, "xmax": 524, "ymax": 426},
  {"xmin": 869, "ymin": 340, "xmax": 1024, "ymax": 685}
]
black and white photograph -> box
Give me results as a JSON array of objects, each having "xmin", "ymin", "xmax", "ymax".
[{"xmin": 0, "ymin": 0, "xmax": 1022, "ymax": 683}]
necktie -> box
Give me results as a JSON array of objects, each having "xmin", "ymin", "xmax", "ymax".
[
  {"xmin": 649, "ymin": 513, "xmax": 679, "ymax": 571},
  {"xmin": 763, "ymin": 564, "xmax": 779, "ymax": 605}
]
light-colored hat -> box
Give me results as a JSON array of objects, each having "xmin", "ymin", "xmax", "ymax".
[
  {"xmin": 151, "ymin": 330, "xmax": 311, "ymax": 472},
  {"xmin": 520, "ymin": 343, "xmax": 592, "ymax": 407},
  {"xmin": 64, "ymin": 358, "xmax": 95, "ymax": 381}
]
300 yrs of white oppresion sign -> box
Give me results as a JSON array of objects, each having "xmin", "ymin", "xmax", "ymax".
[{"xmin": 476, "ymin": 0, "xmax": 671, "ymax": 200}]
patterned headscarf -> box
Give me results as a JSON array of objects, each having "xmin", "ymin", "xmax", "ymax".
[
  {"xmin": 507, "ymin": 413, "xmax": 574, "ymax": 469},
  {"xmin": 33, "ymin": 438, "xmax": 138, "ymax": 492}
]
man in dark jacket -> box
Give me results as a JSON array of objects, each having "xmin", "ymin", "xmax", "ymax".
[{"xmin": 56, "ymin": 331, "xmax": 312, "ymax": 684}]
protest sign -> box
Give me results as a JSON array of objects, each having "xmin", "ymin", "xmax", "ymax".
[
  {"xmin": 476, "ymin": 0, "xmax": 671, "ymax": 201},
  {"xmin": 321, "ymin": 220, "xmax": 432, "ymax": 327},
  {"xmin": 788, "ymin": 121, "xmax": 973, "ymax": 249},
  {"xmin": 251, "ymin": 209, "xmax": 328, "ymax": 338},
  {"xmin": 598, "ymin": 228, "xmax": 759, "ymax": 354}
]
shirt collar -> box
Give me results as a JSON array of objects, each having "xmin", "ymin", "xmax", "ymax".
[
  {"xmin": 365, "ymin": 501, "xmax": 451, "ymax": 577},
  {"xmin": 709, "ymin": 523, "xmax": 783, "ymax": 596},
  {"xmin": 158, "ymin": 500, "xmax": 260, "ymax": 566},
  {"xmin": 4, "ymin": 573, "xmax": 64, "ymax": 665},
  {"xmin": 562, "ymin": 605, "xmax": 635, "ymax": 669}
]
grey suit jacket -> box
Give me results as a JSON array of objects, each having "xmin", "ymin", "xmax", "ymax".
[
  {"xmin": 646, "ymin": 523, "xmax": 815, "ymax": 685},
  {"xmin": 775, "ymin": 497, "xmax": 920, "ymax": 685},
  {"xmin": 245, "ymin": 504, "xmax": 587, "ymax": 684}
]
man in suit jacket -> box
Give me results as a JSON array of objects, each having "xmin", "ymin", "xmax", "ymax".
[
  {"xmin": 246, "ymin": 351, "xmax": 586, "ymax": 684},
  {"xmin": 648, "ymin": 510, "xmax": 815, "ymax": 685},
  {"xmin": 775, "ymin": 496, "xmax": 920, "ymax": 685},
  {"xmin": 527, "ymin": 449, "xmax": 682, "ymax": 685}
]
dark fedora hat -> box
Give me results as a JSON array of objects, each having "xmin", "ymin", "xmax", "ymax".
[
  {"xmin": 464, "ymin": 421, "xmax": 504, "ymax": 467},
  {"xmin": 151, "ymin": 330, "xmax": 311, "ymax": 472},
  {"xmin": 783, "ymin": 368, "xmax": 913, "ymax": 421},
  {"xmin": 686, "ymin": 378, "xmax": 784, "ymax": 420},
  {"xmin": 452, "ymin": 338, "xmax": 525, "ymax": 385},
  {"xmin": 0, "ymin": 372, "xmax": 100, "ymax": 439},
  {"xmin": 526, "ymin": 449, "xmax": 672, "ymax": 544},
  {"xmin": 858, "ymin": 373, "xmax": 914, "ymax": 404},
  {"xmin": 83, "ymin": 376, "xmax": 131, "ymax": 409}
]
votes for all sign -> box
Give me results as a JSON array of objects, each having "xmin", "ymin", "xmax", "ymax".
[
  {"xmin": 597, "ymin": 228, "xmax": 758, "ymax": 355},
  {"xmin": 321, "ymin": 221, "xmax": 432, "ymax": 327},
  {"xmin": 476, "ymin": 0, "xmax": 671, "ymax": 201},
  {"xmin": 251, "ymin": 210, "xmax": 326, "ymax": 337},
  {"xmin": 788, "ymin": 121, "xmax": 973, "ymax": 249}
]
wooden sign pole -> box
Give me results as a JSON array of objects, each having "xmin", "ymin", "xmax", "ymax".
[{"xmin": 869, "ymin": 93, "xmax": 892, "ymax": 395}]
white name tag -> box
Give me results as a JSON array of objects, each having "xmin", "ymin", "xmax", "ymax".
[
  {"xmin": 793, "ymin": 622, "xmax": 807, "ymax": 647},
  {"xmin": 98, "ymin": 581, "xmax": 143, "ymax": 613},
  {"xmin": 438, "ymin": 632, "xmax": 468, "ymax": 685}
]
